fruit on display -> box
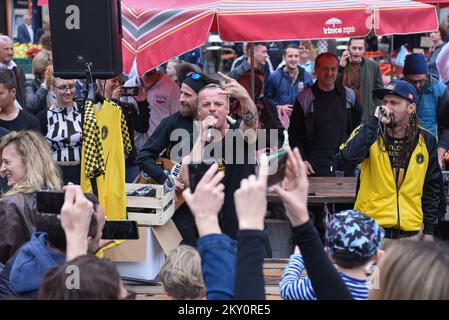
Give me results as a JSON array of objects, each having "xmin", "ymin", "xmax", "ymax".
[{"xmin": 13, "ymin": 43, "xmax": 42, "ymax": 59}]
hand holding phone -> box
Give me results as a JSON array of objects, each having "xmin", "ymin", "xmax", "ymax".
[
  {"xmin": 266, "ymin": 149, "xmax": 289, "ymax": 187},
  {"xmin": 36, "ymin": 191, "xmax": 66, "ymax": 214},
  {"xmin": 188, "ymin": 161, "xmax": 215, "ymax": 192},
  {"xmin": 121, "ymin": 86, "xmax": 139, "ymax": 96},
  {"xmin": 340, "ymin": 50, "xmax": 351, "ymax": 67}
]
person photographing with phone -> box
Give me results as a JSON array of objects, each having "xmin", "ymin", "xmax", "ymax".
[
  {"xmin": 124, "ymin": 69, "xmax": 181, "ymax": 152},
  {"xmin": 97, "ymin": 76, "xmax": 149, "ymax": 182},
  {"xmin": 338, "ymin": 38, "xmax": 384, "ymax": 122},
  {"xmin": 339, "ymin": 80, "xmax": 441, "ymax": 246}
]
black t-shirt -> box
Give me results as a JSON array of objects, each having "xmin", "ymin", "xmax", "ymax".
[
  {"xmin": 309, "ymin": 88, "xmax": 343, "ymax": 169},
  {"xmin": 0, "ymin": 110, "xmax": 40, "ymax": 133},
  {"xmin": 387, "ymin": 136, "xmax": 412, "ymax": 188},
  {"xmin": 203, "ymin": 120, "xmax": 256, "ymax": 238}
]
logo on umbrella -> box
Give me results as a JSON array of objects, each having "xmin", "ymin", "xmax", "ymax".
[
  {"xmin": 325, "ymin": 18, "xmax": 342, "ymax": 28},
  {"xmin": 323, "ymin": 17, "xmax": 356, "ymax": 36}
]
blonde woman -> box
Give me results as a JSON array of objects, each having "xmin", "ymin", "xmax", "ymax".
[
  {"xmin": 370, "ymin": 241, "xmax": 449, "ymax": 300},
  {"xmin": 24, "ymin": 50, "xmax": 53, "ymax": 114},
  {"xmin": 0, "ymin": 130, "xmax": 62, "ymax": 264}
]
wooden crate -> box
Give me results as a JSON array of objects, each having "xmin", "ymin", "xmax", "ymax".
[{"xmin": 126, "ymin": 184, "xmax": 175, "ymax": 226}]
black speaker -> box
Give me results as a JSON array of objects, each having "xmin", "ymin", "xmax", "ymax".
[{"xmin": 48, "ymin": 0, "xmax": 122, "ymax": 79}]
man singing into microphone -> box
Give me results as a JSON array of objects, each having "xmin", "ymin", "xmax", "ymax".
[
  {"xmin": 339, "ymin": 80, "xmax": 441, "ymax": 248},
  {"xmin": 180, "ymin": 72, "xmax": 260, "ymax": 241}
]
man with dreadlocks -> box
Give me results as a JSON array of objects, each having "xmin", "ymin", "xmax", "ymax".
[{"xmin": 339, "ymin": 80, "xmax": 441, "ymax": 246}]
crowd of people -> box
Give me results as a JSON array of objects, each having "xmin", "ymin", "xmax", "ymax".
[{"xmin": 0, "ymin": 16, "xmax": 449, "ymax": 300}]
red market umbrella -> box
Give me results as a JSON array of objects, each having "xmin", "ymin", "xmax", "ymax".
[
  {"xmin": 366, "ymin": 0, "xmax": 439, "ymax": 35},
  {"xmin": 417, "ymin": 0, "xmax": 449, "ymax": 6},
  {"xmin": 121, "ymin": 0, "xmax": 438, "ymax": 75},
  {"xmin": 39, "ymin": 0, "xmax": 438, "ymax": 75}
]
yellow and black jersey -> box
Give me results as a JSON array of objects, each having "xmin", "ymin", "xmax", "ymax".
[{"xmin": 81, "ymin": 100, "xmax": 132, "ymax": 220}]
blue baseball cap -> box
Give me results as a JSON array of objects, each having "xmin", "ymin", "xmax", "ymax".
[
  {"xmin": 373, "ymin": 79, "xmax": 418, "ymax": 105},
  {"xmin": 325, "ymin": 210, "xmax": 384, "ymax": 263}
]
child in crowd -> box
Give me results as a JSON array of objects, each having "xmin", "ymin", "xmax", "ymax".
[
  {"xmin": 159, "ymin": 245, "xmax": 205, "ymax": 300},
  {"xmin": 280, "ymin": 210, "xmax": 384, "ymax": 300}
]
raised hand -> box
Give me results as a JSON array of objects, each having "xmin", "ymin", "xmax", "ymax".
[
  {"xmin": 272, "ymin": 147, "xmax": 310, "ymax": 227},
  {"xmin": 182, "ymin": 163, "xmax": 225, "ymax": 237},
  {"xmin": 60, "ymin": 185, "xmax": 94, "ymax": 260},
  {"xmin": 217, "ymin": 71, "xmax": 251, "ymax": 101},
  {"xmin": 234, "ymin": 154, "xmax": 269, "ymax": 230}
]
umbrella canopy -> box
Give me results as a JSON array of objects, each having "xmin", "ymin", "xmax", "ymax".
[
  {"xmin": 122, "ymin": 0, "xmax": 438, "ymax": 74},
  {"xmin": 416, "ymin": 0, "xmax": 449, "ymax": 8},
  {"xmin": 38, "ymin": 0, "xmax": 438, "ymax": 75}
]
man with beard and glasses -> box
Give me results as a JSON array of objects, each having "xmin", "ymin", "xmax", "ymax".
[
  {"xmin": 136, "ymin": 66, "xmax": 219, "ymax": 246},
  {"xmin": 339, "ymin": 80, "xmax": 441, "ymax": 247},
  {"xmin": 402, "ymin": 53, "xmax": 449, "ymax": 168}
]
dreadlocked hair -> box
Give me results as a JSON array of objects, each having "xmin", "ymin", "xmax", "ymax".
[
  {"xmin": 377, "ymin": 111, "xmax": 421, "ymax": 160},
  {"xmin": 401, "ymin": 111, "xmax": 421, "ymax": 161}
]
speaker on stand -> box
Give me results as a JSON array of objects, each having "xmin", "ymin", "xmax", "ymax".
[{"xmin": 48, "ymin": 0, "xmax": 123, "ymax": 79}]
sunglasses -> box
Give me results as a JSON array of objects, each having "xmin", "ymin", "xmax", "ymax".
[
  {"xmin": 406, "ymin": 78, "xmax": 427, "ymax": 86},
  {"xmin": 186, "ymin": 72, "xmax": 201, "ymax": 80}
]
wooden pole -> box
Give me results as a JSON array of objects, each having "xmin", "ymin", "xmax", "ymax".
[{"xmin": 249, "ymin": 42, "xmax": 255, "ymax": 102}]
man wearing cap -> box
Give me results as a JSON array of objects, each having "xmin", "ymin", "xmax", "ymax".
[
  {"xmin": 339, "ymin": 80, "xmax": 441, "ymax": 243},
  {"xmin": 402, "ymin": 53, "xmax": 449, "ymax": 168},
  {"xmin": 136, "ymin": 67, "xmax": 218, "ymax": 246}
]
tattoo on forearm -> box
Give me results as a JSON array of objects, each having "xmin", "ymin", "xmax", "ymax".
[{"xmin": 242, "ymin": 108, "xmax": 258, "ymax": 127}]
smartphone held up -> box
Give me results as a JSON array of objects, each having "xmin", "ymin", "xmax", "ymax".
[
  {"xmin": 265, "ymin": 149, "xmax": 288, "ymax": 187},
  {"xmin": 188, "ymin": 161, "xmax": 215, "ymax": 192},
  {"xmin": 121, "ymin": 86, "xmax": 139, "ymax": 96}
]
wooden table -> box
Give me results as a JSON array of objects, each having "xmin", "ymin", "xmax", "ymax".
[{"xmin": 268, "ymin": 176, "xmax": 357, "ymax": 204}]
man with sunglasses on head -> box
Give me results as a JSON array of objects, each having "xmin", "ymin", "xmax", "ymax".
[
  {"xmin": 136, "ymin": 65, "xmax": 219, "ymax": 246},
  {"xmin": 403, "ymin": 53, "xmax": 449, "ymax": 168},
  {"xmin": 0, "ymin": 70, "xmax": 39, "ymax": 132},
  {"xmin": 179, "ymin": 72, "xmax": 262, "ymax": 245}
]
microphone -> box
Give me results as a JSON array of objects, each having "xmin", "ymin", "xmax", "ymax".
[
  {"xmin": 206, "ymin": 127, "xmax": 214, "ymax": 142},
  {"xmin": 378, "ymin": 106, "xmax": 388, "ymax": 118}
]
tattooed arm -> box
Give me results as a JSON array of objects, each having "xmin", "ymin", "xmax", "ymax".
[{"xmin": 217, "ymin": 72, "xmax": 258, "ymax": 134}]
